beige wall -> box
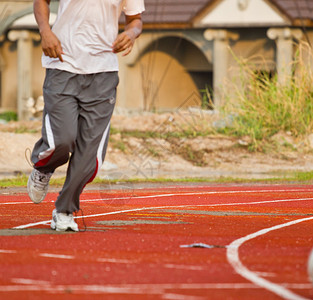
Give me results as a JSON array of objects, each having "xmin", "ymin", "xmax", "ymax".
[
  {"xmin": 141, "ymin": 51, "xmax": 201, "ymax": 110},
  {"xmin": 118, "ymin": 50, "xmax": 201, "ymax": 111}
]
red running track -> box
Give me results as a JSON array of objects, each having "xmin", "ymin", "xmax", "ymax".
[{"xmin": 0, "ymin": 183, "xmax": 313, "ymax": 300}]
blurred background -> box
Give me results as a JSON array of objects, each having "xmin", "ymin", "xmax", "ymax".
[
  {"xmin": 0, "ymin": 0, "xmax": 313, "ymax": 120},
  {"xmin": 2, "ymin": 0, "xmax": 313, "ymax": 181}
]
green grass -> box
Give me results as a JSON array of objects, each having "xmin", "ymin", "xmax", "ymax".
[
  {"xmin": 0, "ymin": 111, "xmax": 17, "ymax": 122},
  {"xmin": 110, "ymin": 139, "xmax": 127, "ymax": 152},
  {"xmin": 0, "ymin": 175, "xmax": 65, "ymax": 188},
  {"xmin": 0, "ymin": 174, "xmax": 29, "ymax": 187},
  {"xmin": 14, "ymin": 127, "xmax": 39, "ymax": 134},
  {"xmin": 2, "ymin": 171, "xmax": 313, "ymax": 188},
  {"xmin": 111, "ymin": 127, "xmax": 213, "ymax": 140}
]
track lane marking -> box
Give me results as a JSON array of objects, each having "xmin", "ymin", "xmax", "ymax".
[
  {"xmin": 0, "ymin": 250, "xmax": 16, "ymax": 253},
  {"xmin": 0, "ymin": 283, "xmax": 312, "ymax": 293},
  {"xmin": 227, "ymin": 217, "xmax": 313, "ymax": 300},
  {"xmin": 79, "ymin": 188, "xmax": 313, "ymax": 203},
  {"xmin": 11, "ymin": 278, "xmax": 51, "ymax": 285},
  {"xmin": 39, "ymin": 253, "xmax": 75, "ymax": 260},
  {"xmin": 12, "ymin": 197, "xmax": 313, "ymax": 229}
]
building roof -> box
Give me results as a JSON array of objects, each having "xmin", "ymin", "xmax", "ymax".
[
  {"xmin": 141, "ymin": 0, "xmax": 209, "ymax": 27},
  {"xmin": 274, "ymin": 0, "xmax": 313, "ymax": 24},
  {"xmin": 141, "ymin": 0, "xmax": 313, "ymax": 28}
]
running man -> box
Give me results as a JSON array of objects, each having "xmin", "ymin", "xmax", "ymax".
[{"xmin": 28, "ymin": 0, "xmax": 145, "ymax": 231}]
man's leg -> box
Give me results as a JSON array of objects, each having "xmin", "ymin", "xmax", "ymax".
[
  {"xmin": 28, "ymin": 69, "xmax": 80, "ymax": 203},
  {"xmin": 55, "ymin": 71, "xmax": 118, "ymax": 214}
]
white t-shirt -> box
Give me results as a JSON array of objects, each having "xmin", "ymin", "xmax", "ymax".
[{"xmin": 42, "ymin": 0, "xmax": 145, "ymax": 74}]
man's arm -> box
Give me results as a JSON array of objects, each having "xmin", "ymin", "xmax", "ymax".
[
  {"xmin": 112, "ymin": 14, "xmax": 143, "ymax": 56},
  {"xmin": 33, "ymin": 0, "xmax": 63, "ymax": 62}
]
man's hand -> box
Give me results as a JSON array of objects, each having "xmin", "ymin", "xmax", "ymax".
[
  {"xmin": 34, "ymin": 0, "xmax": 63, "ymax": 62},
  {"xmin": 40, "ymin": 29, "xmax": 64, "ymax": 62},
  {"xmin": 112, "ymin": 14, "xmax": 142, "ymax": 56},
  {"xmin": 112, "ymin": 30, "xmax": 136, "ymax": 56}
]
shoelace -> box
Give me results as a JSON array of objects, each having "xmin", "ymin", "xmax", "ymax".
[
  {"xmin": 75, "ymin": 209, "xmax": 87, "ymax": 232},
  {"xmin": 32, "ymin": 170, "xmax": 52, "ymax": 190},
  {"xmin": 24, "ymin": 148, "xmax": 33, "ymax": 168}
]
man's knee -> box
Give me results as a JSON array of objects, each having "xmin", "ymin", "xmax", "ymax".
[{"xmin": 55, "ymin": 133, "xmax": 76, "ymax": 153}]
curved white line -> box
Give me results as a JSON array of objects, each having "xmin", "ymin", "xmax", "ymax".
[
  {"xmin": 227, "ymin": 217, "xmax": 313, "ymax": 300},
  {"xmin": 13, "ymin": 197, "xmax": 313, "ymax": 229}
]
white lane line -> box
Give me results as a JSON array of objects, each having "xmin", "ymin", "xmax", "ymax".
[
  {"xmin": 0, "ymin": 283, "xmax": 311, "ymax": 293},
  {"xmin": 78, "ymin": 189, "xmax": 313, "ymax": 203},
  {"xmin": 164, "ymin": 264, "xmax": 204, "ymax": 271},
  {"xmin": 1, "ymin": 188, "xmax": 313, "ymax": 205},
  {"xmin": 0, "ymin": 202, "xmax": 52, "ymax": 205},
  {"xmin": 12, "ymin": 197, "xmax": 313, "ymax": 230},
  {"xmin": 11, "ymin": 278, "xmax": 51, "ymax": 285},
  {"xmin": 162, "ymin": 293, "xmax": 206, "ymax": 300},
  {"xmin": 0, "ymin": 250, "xmax": 16, "ymax": 254},
  {"xmin": 39, "ymin": 253, "xmax": 75, "ymax": 260},
  {"xmin": 97, "ymin": 258, "xmax": 135, "ymax": 264},
  {"xmin": 227, "ymin": 216, "xmax": 313, "ymax": 300},
  {"xmin": 13, "ymin": 207, "xmax": 152, "ymax": 229}
]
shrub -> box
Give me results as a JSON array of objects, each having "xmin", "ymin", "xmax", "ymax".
[{"xmin": 220, "ymin": 43, "xmax": 313, "ymax": 151}]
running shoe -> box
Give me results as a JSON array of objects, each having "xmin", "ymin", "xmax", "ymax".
[
  {"xmin": 27, "ymin": 169, "xmax": 53, "ymax": 204},
  {"xmin": 51, "ymin": 209, "xmax": 79, "ymax": 232}
]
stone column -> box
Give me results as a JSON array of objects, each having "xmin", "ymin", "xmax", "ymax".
[
  {"xmin": 267, "ymin": 28, "xmax": 303, "ymax": 85},
  {"xmin": 8, "ymin": 30, "xmax": 40, "ymax": 120},
  {"xmin": 204, "ymin": 29, "xmax": 239, "ymax": 109}
]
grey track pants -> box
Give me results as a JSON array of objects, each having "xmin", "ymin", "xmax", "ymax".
[{"xmin": 31, "ymin": 69, "xmax": 118, "ymax": 213}]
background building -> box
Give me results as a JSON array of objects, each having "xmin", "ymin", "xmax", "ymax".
[{"xmin": 0, "ymin": 0, "xmax": 313, "ymax": 119}]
